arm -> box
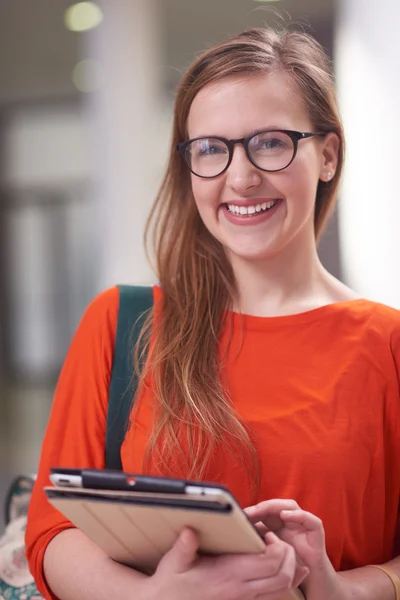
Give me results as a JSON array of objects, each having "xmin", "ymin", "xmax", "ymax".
[
  {"xmin": 44, "ymin": 525, "xmax": 307, "ymax": 600},
  {"xmin": 26, "ymin": 287, "xmax": 121, "ymax": 599},
  {"xmin": 246, "ymin": 501, "xmax": 400, "ymax": 600},
  {"xmin": 43, "ymin": 529, "xmax": 149, "ymax": 600},
  {"xmin": 282, "ymin": 509, "xmax": 400, "ymax": 600},
  {"xmin": 319, "ymin": 313, "xmax": 400, "ymax": 600},
  {"xmin": 303, "ymin": 557, "xmax": 400, "ymax": 600}
]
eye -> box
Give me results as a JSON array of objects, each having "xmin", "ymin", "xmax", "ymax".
[
  {"xmin": 191, "ymin": 139, "xmax": 228, "ymax": 158},
  {"xmin": 261, "ymin": 137, "xmax": 286, "ymax": 150},
  {"xmin": 199, "ymin": 145, "xmax": 224, "ymax": 156},
  {"xmin": 251, "ymin": 132, "xmax": 292, "ymax": 155}
]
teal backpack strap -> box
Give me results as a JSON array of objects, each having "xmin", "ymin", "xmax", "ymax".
[{"xmin": 105, "ymin": 285, "xmax": 153, "ymax": 470}]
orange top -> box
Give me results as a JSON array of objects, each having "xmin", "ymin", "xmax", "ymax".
[{"xmin": 26, "ymin": 285, "xmax": 400, "ymax": 599}]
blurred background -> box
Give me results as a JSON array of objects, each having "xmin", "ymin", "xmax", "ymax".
[{"xmin": 0, "ymin": 0, "xmax": 398, "ymax": 524}]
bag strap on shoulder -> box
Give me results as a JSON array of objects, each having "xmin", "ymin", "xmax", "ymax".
[{"xmin": 105, "ymin": 285, "xmax": 153, "ymax": 471}]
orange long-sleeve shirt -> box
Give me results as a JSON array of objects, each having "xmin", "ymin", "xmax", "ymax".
[{"xmin": 26, "ymin": 285, "xmax": 400, "ymax": 598}]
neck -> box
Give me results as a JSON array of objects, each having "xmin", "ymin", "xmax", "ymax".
[{"xmin": 228, "ymin": 232, "xmax": 330, "ymax": 317}]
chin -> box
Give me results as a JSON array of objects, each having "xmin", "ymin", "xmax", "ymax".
[{"xmin": 226, "ymin": 244, "xmax": 280, "ymax": 263}]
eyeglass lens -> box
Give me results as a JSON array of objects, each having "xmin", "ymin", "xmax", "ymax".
[{"xmin": 185, "ymin": 131, "xmax": 295, "ymax": 177}]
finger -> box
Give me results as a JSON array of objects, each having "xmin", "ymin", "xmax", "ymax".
[
  {"xmin": 274, "ymin": 541, "xmax": 297, "ymax": 588},
  {"xmin": 254, "ymin": 521, "xmax": 269, "ymax": 536},
  {"xmin": 266, "ymin": 532, "xmax": 304, "ymax": 588},
  {"xmin": 265, "ymin": 531, "xmax": 281, "ymax": 545},
  {"xmin": 280, "ymin": 509, "xmax": 323, "ymax": 531},
  {"xmin": 246, "ymin": 499, "xmax": 300, "ymax": 521},
  {"xmin": 246, "ymin": 499, "xmax": 300, "ymax": 515},
  {"xmin": 246, "ymin": 501, "xmax": 301, "ymax": 537},
  {"xmin": 247, "ymin": 541, "xmax": 297, "ymax": 596},
  {"xmin": 292, "ymin": 564, "xmax": 310, "ymax": 588},
  {"xmin": 158, "ymin": 528, "xmax": 199, "ymax": 574},
  {"xmin": 210, "ymin": 544, "xmax": 286, "ymax": 583},
  {"xmin": 208, "ymin": 532, "xmax": 287, "ymax": 583}
]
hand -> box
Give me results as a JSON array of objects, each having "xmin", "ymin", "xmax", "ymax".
[
  {"xmin": 245, "ymin": 499, "xmax": 327, "ymax": 569},
  {"xmin": 144, "ymin": 527, "xmax": 309, "ymax": 600},
  {"xmin": 245, "ymin": 500, "xmax": 360, "ymax": 600}
]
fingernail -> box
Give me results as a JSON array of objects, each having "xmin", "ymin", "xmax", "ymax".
[
  {"xmin": 180, "ymin": 529, "xmax": 191, "ymax": 545},
  {"xmin": 266, "ymin": 531, "xmax": 278, "ymax": 543}
]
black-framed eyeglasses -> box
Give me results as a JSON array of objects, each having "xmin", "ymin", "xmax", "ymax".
[{"xmin": 176, "ymin": 129, "xmax": 326, "ymax": 179}]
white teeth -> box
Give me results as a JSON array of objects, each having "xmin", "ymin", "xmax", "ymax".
[{"xmin": 227, "ymin": 200, "xmax": 278, "ymax": 216}]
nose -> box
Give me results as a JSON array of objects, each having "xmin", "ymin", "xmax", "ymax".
[{"xmin": 225, "ymin": 144, "xmax": 262, "ymax": 194}]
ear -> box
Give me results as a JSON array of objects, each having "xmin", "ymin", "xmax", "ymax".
[{"xmin": 319, "ymin": 132, "xmax": 340, "ymax": 183}]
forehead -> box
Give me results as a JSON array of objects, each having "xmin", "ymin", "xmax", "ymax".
[{"xmin": 187, "ymin": 71, "xmax": 312, "ymax": 138}]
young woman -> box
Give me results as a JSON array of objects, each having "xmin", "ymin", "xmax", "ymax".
[{"xmin": 26, "ymin": 26, "xmax": 400, "ymax": 600}]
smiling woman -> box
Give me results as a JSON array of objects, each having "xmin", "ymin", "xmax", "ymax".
[
  {"xmin": 26, "ymin": 25, "xmax": 400, "ymax": 600},
  {"xmin": 186, "ymin": 71, "xmax": 339, "ymax": 265}
]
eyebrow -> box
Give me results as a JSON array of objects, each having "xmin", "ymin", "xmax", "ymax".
[
  {"xmin": 246, "ymin": 126, "xmax": 286, "ymax": 137},
  {"xmin": 190, "ymin": 126, "xmax": 287, "ymax": 139}
]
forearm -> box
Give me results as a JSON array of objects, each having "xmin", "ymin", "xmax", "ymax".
[
  {"xmin": 43, "ymin": 529, "xmax": 152, "ymax": 600},
  {"xmin": 301, "ymin": 556, "xmax": 400, "ymax": 600}
]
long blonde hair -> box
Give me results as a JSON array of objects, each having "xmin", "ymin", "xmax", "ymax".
[{"xmin": 135, "ymin": 27, "xmax": 344, "ymax": 483}]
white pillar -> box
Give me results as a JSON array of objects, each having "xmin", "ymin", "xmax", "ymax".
[
  {"xmin": 87, "ymin": 0, "xmax": 164, "ymax": 289},
  {"xmin": 335, "ymin": 0, "xmax": 400, "ymax": 307}
]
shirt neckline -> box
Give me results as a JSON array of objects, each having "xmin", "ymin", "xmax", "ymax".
[{"xmin": 225, "ymin": 298, "xmax": 371, "ymax": 329}]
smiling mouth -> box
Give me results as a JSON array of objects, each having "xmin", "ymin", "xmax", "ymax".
[{"xmin": 226, "ymin": 200, "xmax": 279, "ymax": 217}]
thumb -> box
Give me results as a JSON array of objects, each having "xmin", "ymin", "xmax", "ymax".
[
  {"xmin": 293, "ymin": 565, "xmax": 310, "ymax": 588},
  {"xmin": 159, "ymin": 528, "xmax": 199, "ymax": 574}
]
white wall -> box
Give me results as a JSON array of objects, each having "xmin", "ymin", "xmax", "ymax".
[
  {"xmin": 3, "ymin": 103, "xmax": 92, "ymax": 187},
  {"xmin": 2, "ymin": 97, "xmax": 173, "ymax": 377},
  {"xmin": 336, "ymin": 0, "xmax": 400, "ymax": 307},
  {"xmin": 2, "ymin": 104, "xmax": 94, "ymax": 377}
]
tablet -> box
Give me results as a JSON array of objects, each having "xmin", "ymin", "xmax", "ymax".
[
  {"xmin": 45, "ymin": 469, "xmax": 304, "ymax": 599},
  {"xmin": 45, "ymin": 468, "xmax": 266, "ymax": 574}
]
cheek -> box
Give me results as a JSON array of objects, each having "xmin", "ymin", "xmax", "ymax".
[
  {"xmin": 281, "ymin": 159, "xmax": 320, "ymax": 207},
  {"xmin": 191, "ymin": 177, "xmax": 222, "ymax": 213}
]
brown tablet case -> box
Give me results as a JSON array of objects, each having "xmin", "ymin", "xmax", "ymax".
[{"xmin": 46, "ymin": 486, "xmax": 304, "ymax": 599}]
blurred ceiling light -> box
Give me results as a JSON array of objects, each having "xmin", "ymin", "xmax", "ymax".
[
  {"xmin": 64, "ymin": 2, "xmax": 103, "ymax": 33},
  {"xmin": 253, "ymin": 0, "xmax": 282, "ymax": 2},
  {"xmin": 72, "ymin": 59, "xmax": 104, "ymax": 93}
]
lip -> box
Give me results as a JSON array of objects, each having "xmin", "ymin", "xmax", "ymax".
[
  {"xmin": 221, "ymin": 198, "xmax": 283, "ymax": 226},
  {"xmin": 223, "ymin": 198, "xmax": 281, "ymax": 207},
  {"xmin": 220, "ymin": 198, "xmax": 283, "ymax": 227}
]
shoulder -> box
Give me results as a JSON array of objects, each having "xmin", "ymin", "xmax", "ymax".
[
  {"xmin": 84, "ymin": 285, "xmax": 120, "ymax": 319},
  {"xmin": 345, "ymin": 298, "xmax": 400, "ymax": 340},
  {"xmin": 76, "ymin": 286, "xmax": 120, "ymax": 342},
  {"xmin": 78, "ymin": 284, "xmax": 159, "ymax": 337},
  {"xmin": 323, "ymin": 275, "xmax": 400, "ymax": 335},
  {"xmin": 64, "ymin": 284, "xmax": 158, "ymax": 377},
  {"xmin": 63, "ymin": 286, "xmax": 121, "ymax": 372},
  {"xmin": 353, "ymin": 299, "xmax": 400, "ymax": 366},
  {"xmin": 355, "ymin": 299, "xmax": 400, "ymax": 330}
]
